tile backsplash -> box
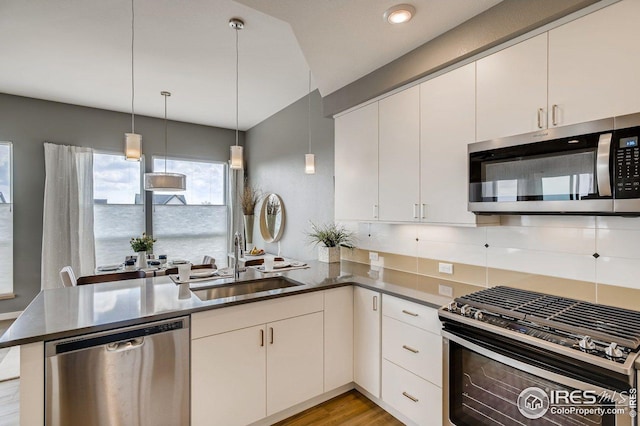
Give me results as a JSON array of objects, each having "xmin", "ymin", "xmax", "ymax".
[{"xmin": 340, "ymin": 215, "xmax": 640, "ymax": 309}]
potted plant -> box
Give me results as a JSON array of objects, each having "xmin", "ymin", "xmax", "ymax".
[
  {"xmin": 130, "ymin": 233, "xmax": 156, "ymax": 268},
  {"xmin": 306, "ymin": 222, "xmax": 355, "ymax": 263},
  {"xmin": 241, "ymin": 182, "xmax": 261, "ymax": 245}
]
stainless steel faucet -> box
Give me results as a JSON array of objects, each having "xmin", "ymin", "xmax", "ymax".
[{"xmin": 233, "ymin": 231, "xmax": 243, "ymax": 280}]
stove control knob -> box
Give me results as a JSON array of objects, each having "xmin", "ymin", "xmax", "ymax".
[
  {"xmin": 605, "ymin": 342, "xmax": 623, "ymax": 358},
  {"xmin": 447, "ymin": 301, "xmax": 458, "ymax": 312},
  {"xmin": 473, "ymin": 310, "xmax": 484, "ymax": 321},
  {"xmin": 579, "ymin": 336, "xmax": 596, "ymax": 351},
  {"xmin": 460, "ymin": 304, "xmax": 472, "ymax": 316}
]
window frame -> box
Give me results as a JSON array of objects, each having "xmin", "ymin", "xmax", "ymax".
[{"xmin": 0, "ymin": 142, "xmax": 14, "ymax": 298}]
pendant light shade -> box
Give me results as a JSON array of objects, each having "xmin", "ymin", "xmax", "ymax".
[
  {"xmin": 144, "ymin": 91, "xmax": 186, "ymax": 191},
  {"xmin": 144, "ymin": 172, "xmax": 186, "ymax": 191},
  {"xmin": 125, "ymin": 133, "xmax": 142, "ymax": 160},
  {"xmin": 305, "ymin": 153, "xmax": 315, "ymax": 174},
  {"xmin": 229, "ymin": 18, "xmax": 244, "ymax": 170},
  {"xmin": 124, "ymin": 0, "xmax": 142, "ymax": 161},
  {"xmin": 304, "ymin": 69, "xmax": 316, "ymax": 174},
  {"xmin": 230, "ymin": 145, "xmax": 243, "ymax": 169}
]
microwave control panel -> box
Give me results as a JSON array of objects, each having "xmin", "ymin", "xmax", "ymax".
[{"xmin": 614, "ymin": 135, "xmax": 640, "ymax": 198}]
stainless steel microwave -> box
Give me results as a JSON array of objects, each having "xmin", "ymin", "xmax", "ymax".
[{"xmin": 468, "ymin": 112, "xmax": 640, "ymax": 215}]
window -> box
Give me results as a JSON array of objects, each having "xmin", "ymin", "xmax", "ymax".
[
  {"xmin": 0, "ymin": 143, "xmax": 12, "ymax": 295},
  {"xmin": 152, "ymin": 157, "xmax": 227, "ymax": 266},
  {"xmin": 93, "ymin": 152, "xmax": 145, "ymax": 265}
]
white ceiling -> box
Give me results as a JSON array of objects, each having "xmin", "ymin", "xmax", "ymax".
[
  {"xmin": 236, "ymin": 0, "xmax": 502, "ymax": 96},
  {"xmin": 0, "ymin": 0, "xmax": 500, "ymax": 130}
]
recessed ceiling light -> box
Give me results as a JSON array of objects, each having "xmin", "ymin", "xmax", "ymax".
[{"xmin": 384, "ymin": 4, "xmax": 416, "ymax": 24}]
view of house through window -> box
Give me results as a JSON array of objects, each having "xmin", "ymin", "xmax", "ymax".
[
  {"xmin": 152, "ymin": 157, "xmax": 227, "ymax": 266},
  {"xmin": 0, "ymin": 143, "xmax": 12, "ymax": 295},
  {"xmin": 93, "ymin": 152, "xmax": 145, "ymax": 265}
]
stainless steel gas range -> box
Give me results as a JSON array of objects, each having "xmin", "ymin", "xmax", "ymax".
[{"xmin": 439, "ymin": 286, "xmax": 639, "ymax": 426}]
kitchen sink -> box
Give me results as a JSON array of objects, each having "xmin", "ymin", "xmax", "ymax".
[{"xmin": 192, "ymin": 277, "xmax": 303, "ymax": 301}]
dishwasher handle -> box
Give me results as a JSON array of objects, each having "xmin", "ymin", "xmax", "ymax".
[
  {"xmin": 106, "ymin": 337, "xmax": 144, "ymax": 352},
  {"xmin": 46, "ymin": 316, "xmax": 189, "ymax": 357}
]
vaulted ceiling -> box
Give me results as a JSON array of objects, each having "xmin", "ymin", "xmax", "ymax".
[{"xmin": 0, "ymin": 0, "xmax": 500, "ymax": 130}]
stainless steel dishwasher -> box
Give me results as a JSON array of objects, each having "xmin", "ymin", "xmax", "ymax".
[{"xmin": 45, "ymin": 316, "xmax": 190, "ymax": 426}]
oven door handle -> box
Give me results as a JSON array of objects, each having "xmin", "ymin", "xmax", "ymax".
[
  {"xmin": 442, "ymin": 330, "xmax": 624, "ymax": 396},
  {"xmin": 596, "ymin": 132, "xmax": 613, "ymax": 197}
]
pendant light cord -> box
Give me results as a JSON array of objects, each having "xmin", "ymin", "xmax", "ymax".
[
  {"xmin": 308, "ymin": 69, "xmax": 311, "ymax": 154},
  {"xmin": 235, "ymin": 26, "xmax": 239, "ymax": 147},
  {"xmin": 131, "ymin": 0, "xmax": 135, "ymax": 133}
]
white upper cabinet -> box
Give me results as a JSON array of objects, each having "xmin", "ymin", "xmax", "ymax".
[
  {"xmin": 378, "ymin": 86, "xmax": 421, "ymax": 222},
  {"xmin": 476, "ymin": 33, "xmax": 548, "ymax": 141},
  {"xmin": 548, "ymin": 0, "xmax": 640, "ymax": 127},
  {"xmin": 420, "ymin": 63, "xmax": 483, "ymax": 225},
  {"xmin": 335, "ymin": 102, "xmax": 379, "ymax": 221}
]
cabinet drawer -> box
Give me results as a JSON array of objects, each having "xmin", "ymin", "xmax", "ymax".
[
  {"xmin": 382, "ymin": 359, "xmax": 442, "ymax": 426},
  {"xmin": 382, "ymin": 316, "xmax": 442, "ymax": 386},
  {"xmin": 382, "ymin": 294, "xmax": 441, "ymax": 334},
  {"xmin": 192, "ymin": 292, "xmax": 324, "ymax": 339}
]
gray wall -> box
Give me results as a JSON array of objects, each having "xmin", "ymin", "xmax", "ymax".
[
  {"xmin": 0, "ymin": 93, "xmax": 240, "ymax": 313},
  {"xmin": 245, "ymin": 90, "xmax": 334, "ymax": 260}
]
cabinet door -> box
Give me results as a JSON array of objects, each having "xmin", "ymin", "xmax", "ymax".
[
  {"xmin": 335, "ymin": 102, "xmax": 379, "ymax": 221},
  {"xmin": 354, "ymin": 286, "xmax": 381, "ymax": 398},
  {"xmin": 266, "ymin": 311, "xmax": 324, "ymax": 416},
  {"xmin": 324, "ymin": 286, "xmax": 354, "ymax": 391},
  {"xmin": 477, "ymin": 33, "xmax": 548, "ymax": 141},
  {"xmin": 549, "ymin": 0, "xmax": 640, "ymax": 127},
  {"xmin": 420, "ymin": 63, "xmax": 478, "ymax": 225},
  {"xmin": 191, "ymin": 325, "xmax": 266, "ymax": 426},
  {"xmin": 379, "ymin": 86, "xmax": 420, "ymax": 222}
]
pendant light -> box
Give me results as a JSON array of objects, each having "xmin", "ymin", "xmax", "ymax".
[
  {"xmin": 124, "ymin": 0, "xmax": 142, "ymax": 161},
  {"xmin": 305, "ymin": 69, "xmax": 316, "ymax": 174},
  {"xmin": 229, "ymin": 18, "xmax": 244, "ymax": 169},
  {"xmin": 143, "ymin": 91, "xmax": 186, "ymax": 191}
]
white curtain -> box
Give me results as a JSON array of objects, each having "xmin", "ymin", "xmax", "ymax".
[{"xmin": 41, "ymin": 143, "xmax": 96, "ymax": 289}]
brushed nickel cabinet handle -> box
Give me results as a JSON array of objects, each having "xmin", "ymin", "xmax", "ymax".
[
  {"xmin": 420, "ymin": 203, "xmax": 426, "ymax": 220},
  {"xmin": 402, "ymin": 345, "xmax": 419, "ymax": 354},
  {"xmin": 537, "ymin": 108, "xmax": 543, "ymax": 129},
  {"xmin": 260, "ymin": 329, "xmax": 264, "ymax": 347},
  {"xmin": 402, "ymin": 309, "xmax": 418, "ymax": 317},
  {"xmin": 412, "ymin": 204, "xmax": 419, "ymax": 219},
  {"xmin": 552, "ymin": 104, "xmax": 558, "ymax": 126},
  {"xmin": 373, "ymin": 204, "xmax": 378, "ymax": 219},
  {"xmin": 402, "ymin": 392, "xmax": 419, "ymax": 403},
  {"xmin": 373, "ymin": 295, "xmax": 378, "ymax": 311},
  {"xmin": 269, "ymin": 327, "xmax": 274, "ymax": 345}
]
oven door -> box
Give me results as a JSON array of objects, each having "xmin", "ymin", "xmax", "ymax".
[{"xmin": 443, "ymin": 330, "xmax": 636, "ymax": 426}]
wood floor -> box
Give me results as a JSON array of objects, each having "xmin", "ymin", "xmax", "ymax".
[{"xmin": 274, "ymin": 390, "xmax": 404, "ymax": 426}]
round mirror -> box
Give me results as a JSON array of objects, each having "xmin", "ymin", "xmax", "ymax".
[{"xmin": 259, "ymin": 193, "xmax": 285, "ymax": 243}]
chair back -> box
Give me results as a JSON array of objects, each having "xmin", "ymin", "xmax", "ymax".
[
  {"xmin": 59, "ymin": 266, "xmax": 77, "ymax": 287},
  {"xmin": 76, "ymin": 270, "xmax": 147, "ymax": 285}
]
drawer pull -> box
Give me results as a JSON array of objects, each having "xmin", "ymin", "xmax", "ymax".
[
  {"xmin": 402, "ymin": 345, "xmax": 419, "ymax": 354},
  {"xmin": 402, "ymin": 309, "xmax": 418, "ymax": 317},
  {"xmin": 402, "ymin": 391, "xmax": 419, "ymax": 403}
]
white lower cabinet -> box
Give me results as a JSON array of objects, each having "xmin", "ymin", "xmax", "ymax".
[
  {"xmin": 192, "ymin": 325, "xmax": 266, "ymax": 426},
  {"xmin": 191, "ymin": 292, "xmax": 325, "ymax": 425},
  {"xmin": 324, "ymin": 286, "xmax": 354, "ymax": 391},
  {"xmin": 266, "ymin": 312, "xmax": 324, "ymax": 416},
  {"xmin": 382, "ymin": 359, "xmax": 442, "ymax": 426},
  {"xmin": 381, "ymin": 294, "xmax": 443, "ymax": 426},
  {"xmin": 354, "ymin": 286, "xmax": 382, "ymax": 398}
]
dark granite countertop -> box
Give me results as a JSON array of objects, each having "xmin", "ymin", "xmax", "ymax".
[{"xmin": 0, "ymin": 260, "xmax": 452, "ymax": 348}]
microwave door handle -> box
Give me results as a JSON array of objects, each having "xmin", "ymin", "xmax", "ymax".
[{"xmin": 596, "ymin": 133, "xmax": 612, "ymax": 197}]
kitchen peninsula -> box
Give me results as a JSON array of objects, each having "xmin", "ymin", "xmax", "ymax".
[{"xmin": 0, "ymin": 260, "xmax": 450, "ymax": 426}]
